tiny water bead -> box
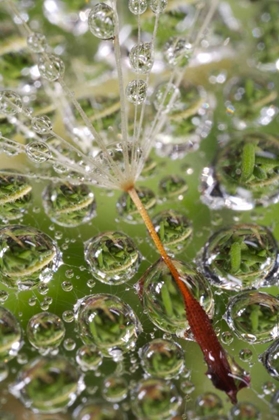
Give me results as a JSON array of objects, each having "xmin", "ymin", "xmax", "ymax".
[
  {"xmin": 0, "ymin": 225, "xmax": 61, "ymax": 290},
  {"xmin": 195, "ymin": 392, "xmax": 223, "ymax": 416},
  {"xmin": 10, "ymin": 356, "xmax": 84, "ymax": 413},
  {"xmin": 202, "ymin": 224, "xmax": 278, "ymax": 290},
  {"xmin": 31, "ymin": 115, "xmax": 52, "ymax": 135},
  {"xmin": 76, "ymin": 344, "xmax": 103, "ymax": 371},
  {"xmin": 102, "ymin": 374, "xmax": 128, "ymax": 402},
  {"xmin": 158, "ymin": 175, "xmax": 188, "ymax": 198},
  {"xmin": 25, "ymin": 141, "xmax": 52, "ymax": 163},
  {"xmin": 129, "ymin": 42, "xmax": 154, "ymax": 74},
  {"xmin": 138, "ymin": 259, "xmax": 214, "ymax": 336},
  {"xmin": 202, "ymin": 132, "xmax": 279, "ymax": 210},
  {"xmin": 0, "ymin": 306, "xmax": 22, "ymax": 362},
  {"xmin": 139, "ymin": 338, "xmax": 185, "ymax": 379},
  {"xmin": 163, "ymin": 37, "xmax": 192, "ymax": 68},
  {"xmin": 75, "ymin": 294, "xmax": 142, "ymax": 358},
  {"xmin": 42, "ymin": 182, "xmax": 96, "ymax": 227},
  {"xmin": 26, "ymin": 312, "xmax": 65, "ymax": 352},
  {"xmin": 239, "ymin": 348, "xmax": 253, "ymax": 363},
  {"xmin": 259, "ymin": 338, "xmax": 279, "ymax": 379},
  {"xmin": 225, "ymin": 291, "xmax": 279, "ymax": 344},
  {"xmin": 117, "ymin": 187, "xmax": 156, "ymax": 223},
  {"xmin": 152, "ymin": 210, "xmax": 192, "ymax": 253},
  {"xmin": 37, "ymin": 54, "xmax": 65, "ymax": 82},
  {"xmin": 84, "ymin": 231, "xmax": 141, "ymax": 285},
  {"xmin": 88, "ymin": 4, "xmax": 115, "ymax": 40},
  {"xmin": 73, "ymin": 401, "xmax": 126, "ymax": 420},
  {"xmin": 128, "ymin": 0, "xmax": 148, "ymax": 15},
  {"xmin": 131, "ymin": 377, "xmax": 182, "ymax": 420},
  {"xmin": 0, "ymin": 171, "xmax": 32, "ymax": 222},
  {"xmin": 126, "ymin": 79, "xmax": 147, "ymax": 105},
  {"xmin": 27, "ymin": 32, "xmax": 47, "ymax": 53},
  {"xmin": 150, "ymin": 0, "xmax": 168, "ymax": 14},
  {"xmin": 0, "ymin": 90, "xmax": 22, "ymax": 115}
]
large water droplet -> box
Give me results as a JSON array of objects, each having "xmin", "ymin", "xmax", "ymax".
[
  {"xmin": 102, "ymin": 374, "xmax": 128, "ymax": 402},
  {"xmin": 126, "ymin": 79, "xmax": 147, "ymax": 104},
  {"xmin": 259, "ymin": 338, "xmax": 279, "ymax": 379},
  {"xmin": 27, "ymin": 32, "xmax": 47, "ymax": 53},
  {"xmin": 0, "ymin": 225, "xmax": 61, "ymax": 290},
  {"xmin": 26, "ymin": 312, "xmax": 65, "ymax": 353},
  {"xmin": 158, "ymin": 175, "xmax": 188, "ymax": 198},
  {"xmin": 163, "ymin": 37, "xmax": 192, "ymax": 68},
  {"xmin": 38, "ymin": 54, "xmax": 65, "ymax": 81},
  {"xmin": 202, "ymin": 224, "xmax": 278, "ymax": 290},
  {"xmin": 10, "ymin": 356, "xmax": 84, "ymax": 413},
  {"xmin": 129, "ymin": 42, "xmax": 154, "ymax": 74},
  {"xmin": 229, "ymin": 402, "xmax": 260, "ymax": 419},
  {"xmin": 73, "ymin": 401, "xmax": 126, "ymax": 420},
  {"xmin": 31, "ymin": 115, "xmax": 52, "ymax": 134},
  {"xmin": 131, "ymin": 377, "xmax": 181, "ymax": 420},
  {"xmin": 195, "ymin": 392, "xmax": 223, "ymax": 416},
  {"xmin": 0, "ymin": 90, "xmax": 22, "ymax": 115},
  {"xmin": 88, "ymin": 4, "xmax": 115, "ymax": 40},
  {"xmin": 117, "ymin": 186, "xmax": 156, "ymax": 223},
  {"xmin": 0, "ymin": 306, "xmax": 22, "ymax": 362},
  {"xmin": 139, "ymin": 338, "xmax": 185, "ymax": 379},
  {"xmin": 138, "ymin": 259, "xmax": 214, "ymax": 336},
  {"xmin": 129, "ymin": 0, "xmax": 148, "ymax": 15},
  {"xmin": 42, "ymin": 182, "xmax": 96, "ymax": 227},
  {"xmin": 75, "ymin": 294, "xmax": 142, "ymax": 358},
  {"xmin": 76, "ymin": 344, "xmax": 103, "ymax": 371},
  {"xmin": 150, "ymin": 0, "xmax": 168, "ymax": 14},
  {"xmin": 225, "ymin": 291, "xmax": 279, "ymax": 343},
  {"xmin": 26, "ymin": 141, "xmax": 52, "ymax": 163},
  {"xmin": 84, "ymin": 231, "xmax": 141, "ymax": 285}
]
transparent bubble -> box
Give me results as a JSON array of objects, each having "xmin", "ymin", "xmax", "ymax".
[
  {"xmin": 140, "ymin": 338, "xmax": 185, "ymax": 379},
  {"xmin": 126, "ymin": 79, "xmax": 147, "ymax": 105},
  {"xmin": 61, "ymin": 281, "xmax": 73, "ymax": 292},
  {"xmin": 26, "ymin": 141, "xmax": 52, "ymax": 163},
  {"xmin": 239, "ymin": 348, "xmax": 253, "ymax": 363},
  {"xmin": 163, "ymin": 37, "xmax": 192, "ymax": 68},
  {"xmin": 88, "ymin": 4, "xmax": 115, "ymax": 40},
  {"xmin": 158, "ymin": 175, "xmax": 188, "ymax": 198},
  {"xmin": 150, "ymin": 0, "xmax": 168, "ymax": 14},
  {"xmin": 152, "ymin": 210, "xmax": 192, "ymax": 253},
  {"xmin": 84, "ymin": 231, "xmax": 141, "ymax": 285},
  {"xmin": 63, "ymin": 338, "xmax": 76, "ymax": 351},
  {"xmin": 0, "ymin": 306, "xmax": 22, "ymax": 362},
  {"xmin": 42, "ymin": 182, "xmax": 96, "ymax": 227},
  {"xmin": 225, "ymin": 291, "xmax": 279, "ymax": 343},
  {"xmin": 102, "ymin": 374, "xmax": 128, "ymax": 402},
  {"xmin": 153, "ymin": 83, "xmax": 181, "ymax": 114},
  {"xmin": 76, "ymin": 344, "xmax": 103, "ymax": 371},
  {"xmin": 10, "ymin": 356, "xmax": 84, "ymax": 413},
  {"xmin": 0, "ymin": 90, "xmax": 22, "ymax": 115},
  {"xmin": 131, "ymin": 377, "xmax": 181, "ymax": 420},
  {"xmin": 27, "ymin": 32, "xmax": 47, "ymax": 53},
  {"xmin": 229, "ymin": 402, "xmax": 260, "ymax": 419},
  {"xmin": 0, "ymin": 171, "xmax": 32, "ymax": 222},
  {"xmin": 195, "ymin": 392, "xmax": 223, "ymax": 416},
  {"xmin": 31, "ymin": 115, "xmax": 52, "ymax": 134},
  {"xmin": 202, "ymin": 224, "xmax": 278, "ymax": 290},
  {"xmin": 62, "ymin": 310, "xmax": 74, "ymax": 323},
  {"xmin": 26, "ymin": 312, "xmax": 65, "ymax": 352},
  {"xmin": 0, "ymin": 225, "xmax": 61, "ymax": 290},
  {"xmin": 73, "ymin": 401, "xmax": 126, "ymax": 420},
  {"xmin": 138, "ymin": 259, "xmax": 214, "ymax": 336},
  {"xmin": 128, "ymin": 0, "xmax": 148, "ymax": 15},
  {"xmin": 117, "ymin": 186, "xmax": 156, "ymax": 224},
  {"xmin": 75, "ymin": 294, "xmax": 142, "ymax": 358},
  {"xmin": 38, "ymin": 54, "xmax": 65, "ymax": 82},
  {"xmin": 129, "ymin": 42, "xmax": 154, "ymax": 74},
  {"xmin": 259, "ymin": 338, "xmax": 279, "ymax": 379}
]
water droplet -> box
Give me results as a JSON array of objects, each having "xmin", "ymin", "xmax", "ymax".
[
  {"xmin": 42, "ymin": 182, "xmax": 96, "ymax": 227},
  {"xmin": 10, "ymin": 356, "xmax": 84, "ymax": 413},
  {"xmin": 0, "ymin": 90, "xmax": 22, "ymax": 115},
  {"xmin": 63, "ymin": 337, "xmax": 76, "ymax": 351},
  {"xmin": 239, "ymin": 348, "xmax": 253, "ymax": 363},
  {"xmin": 0, "ymin": 172, "xmax": 32, "ymax": 222},
  {"xmin": 38, "ymin": 283, "xmax": 49, "ymax": 295},
  {"xmin": 84, "ymin": 231, "xmax": 141, "ymax": 285},
  {"xmin": 88, "ymin": 4, "xmax": 115, "ymax": 40},
  {"xmin": 28, "ymin": 296, "xmax": 37, "ymax": 306},
  {"xmin": 117, "ymin": 187, "xmax": 156, "ymax": 223},
  {"xmin": 61, "ymin": 281, "xmax": 73, "ymax": 292},
  {"xmin": 129, "ymin": 42, "xmax": 154, "ymax": 74},
  {"xmin": 0, "ymin": 225, "xmax": 61, "ymax": 290},
  {"xmin": 180, "ymin": 380, "xmax": 195, "ymax": 394},
  {"xmin": 27, "ymin": 32, "xmax": 47, "ymax": 53},
  {"xmin": 0, "ymin": 290, "xmax": 8, "ymax": 303},
  {"xmin": 0, "ymin": 362, "xmax": 8, "ymax": 382},
  {"xmin": 26, "ymin": 141, "xmax": 52, "ymax": 163},
  {"xmin": 138, "ymin": 259, "xmax": 214, "ymax": 336},
  {"xmin": 158, "ymin": 175, "xmax": 188, "ymax": 198},
  {"xmin": 140, "ymin": 338, "xmax": 185, "ymax": 379},
  {"xmin": 150, "ymin": 0, "xmax": 168, "ymax": 14},
  {"xmin": 31, "ymin": 115, "xmax": 52, "ymax": 134},
  {"xmin": 221, "ymin": 331, "xmax": 234, "ymax": 345},
  {"xmin": 87, "ymin": 278, "xmax": 96, "ymax": 288},
  {"xmin": 128, "ymin": 0, "xmax": 148, "ymax": 15},
  {"xmin": 38, "ymin": 54, "xmax": 65, "ymax": 81},
  {"xmin": 75, "ymin": 294, "xmax": 142, "ymax": 358},
  {"xmin": 202, "ymin": 224, "xmax": 278, "ymax": 290},
  {"xmin": 259, "ymin": 338, "xmax": 279, "ymax": 379},
  {"xmin": 26, "ymin": 312, "xmax": 65, "ymax": 352},
  {"xmin": 131, "ymin": 377, "xmax": 181, "ymax": 419},
  {"xmin": 163, "ymin": 37, "xmax": 192, "ymax": 68},
  {"xmin": 195, "ymin": 392, "xmax": 223, "ymax": 416},
  {"xmin": 225, "ymin": 291, "xmax": 279, "ymax": 343},
  {"xmin": 152, "ymin": 210, "xmax": 192, "ymax": 253},
  {"xmin": 73, "ymin": 401, "xmax": 126, "ymax": 420},
  {"xmin": 126, "ymin": 79, "xmax": 147, "ymax": 104},
  {"xmin": 0, "ymin": 306, "xmax": 22, "ymax": 361},
  {"xmin": 153, "ymin": 83, "xmax": 181, "ymax": 114},
  {"xmin": 76, "ymin": 344, "xmax": 102, "ymax": 371},
  {"xmin": 262, "ymin": 381, "xmax": 276, "ymax": 395},
  {"xmin": 102, "ymin": 374, "xmax": 128, "ymax": 402},
  {"xmin": 62, "ymin": 310, "xmax": 74, "ymax": 323},
  {"xmin": 229, "ymin": 402, "xmax": 260, "ymax": 419}
]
